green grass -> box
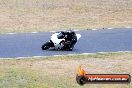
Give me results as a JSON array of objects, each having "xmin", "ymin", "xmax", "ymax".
[{"xmin": 0, "ymin": 52, "xmax": 132, "ymax": 88}]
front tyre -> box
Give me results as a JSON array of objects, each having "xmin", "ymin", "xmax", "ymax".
[{"xmin": 41, "ymin": 41, "xmax": 52, "ymax": 50}]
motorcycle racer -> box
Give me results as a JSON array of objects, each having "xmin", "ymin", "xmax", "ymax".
[
  {"xmin": 41, "ymin": 30, "xmax": 81, "ymax": 51},
  {"xmin": 57, "ymin": 30, "xmax": 77, "ymax": 51}
]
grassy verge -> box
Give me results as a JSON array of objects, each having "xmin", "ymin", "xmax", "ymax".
[
  {"xmin": 0, "ymin": 52, "xmax": 132, "ymax": 88},
  {"xmin": 0, "ymin": 0, "xmax": 132, "ymax": 33}
]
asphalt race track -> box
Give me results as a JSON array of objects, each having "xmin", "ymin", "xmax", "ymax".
[{"xmin": 0, "ymin": 28, "xmax": 132, "ymax": 58}]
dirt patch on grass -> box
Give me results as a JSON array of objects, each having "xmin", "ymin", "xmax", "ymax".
[{"xmin": 0, "ymin": 0, "xmax": 132, "ymax": 33}]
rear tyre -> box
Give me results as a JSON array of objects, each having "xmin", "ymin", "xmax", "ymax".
[{"xmin": 41, "ymin": 41, "xmax": 53, "ymax": 50}]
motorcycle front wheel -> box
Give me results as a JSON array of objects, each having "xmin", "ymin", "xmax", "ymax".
[{"xmin": 41, "ymin": 41, "xmax": 53, "ymax": 50}]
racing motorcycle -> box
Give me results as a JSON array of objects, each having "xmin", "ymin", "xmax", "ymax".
[{"xmin": 41, "ymin": 30, "xmax": 81, "ymax": 51}]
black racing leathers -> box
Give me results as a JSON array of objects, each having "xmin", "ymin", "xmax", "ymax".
[{"xmin": 58, "ymin": 31, "xmax": 77, "ymax": 50}]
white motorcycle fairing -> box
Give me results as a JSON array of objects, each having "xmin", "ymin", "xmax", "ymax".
[
  {"xmin": 50, "ymin": 33, "xmax": 65, "ymax": 49},
  {"xmin": 76, "ymin": 34, "xmax": 81, "ymax": 40},
  {"xmin": 50, "ymin": 32, "xmax": 81, "ymax": 49}
]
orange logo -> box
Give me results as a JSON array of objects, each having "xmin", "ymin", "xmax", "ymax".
[{"xmin": 76, "ymin": 65, "xmax": 131, "ymax": 85}]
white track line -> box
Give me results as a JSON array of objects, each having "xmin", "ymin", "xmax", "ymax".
[
  {"xmin": 7, "ymin": 33, "xmax": 16, "ymax": 35},
  {"xmin": 108, "ymin": 28, "xmax": 113, "ymax": 29},
  {"xmin": 53, "ymin": 55, "xmax": 63, "ymax": 56},
  {"xmin": 0, "ymin": 51, "xmax": 132, "ymax": 59},
  {"xmin": 73, "ymin": 30, "xmax": 79, "ymax": 31},
  {"xmin": 50, "ymin": 31, "xmax": 56, "ymax": 32},
  {"xmin": 82, "ymin": 53, "xmax": 95, "ymax": 55},
  {"xmin": 4, "ymin": 27, "xmax": 132, "ymax": 35},
  {"xmin": 126, "ymin": 27, "xmax": 132, "ymax": 28},
  {"xmin": 92, "ymin": 29, "xmax": 97, "ymax": 30},
  {"xmin": 31, "ymin": 32, "xmax": 38, "ymax": 33},
  {"xmin": 117, "ymin": 51, "xmax": 131, "ymax": 53},
  {"xmin": 98, "ymin": 51, "xmax": 117, "ymax": 53}
]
